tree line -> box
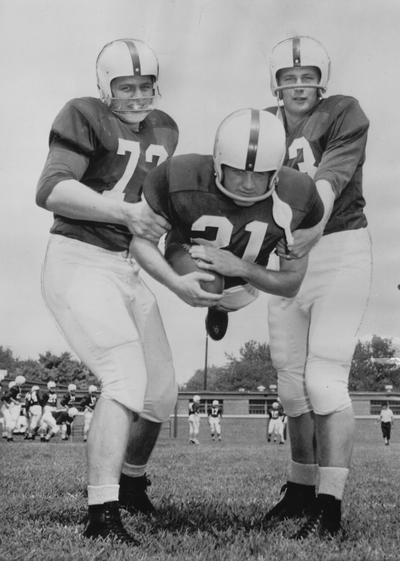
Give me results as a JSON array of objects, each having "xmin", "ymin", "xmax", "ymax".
[
  {"xmin": 1, "ymin": 334, "xmax": 399, "ymax": 392},
  {"xmin": 185, "ymin": 335, "xmax": 400, "ymax": 392},
  {"xmin": 0, "ymin": 347, "xmax": 96, "ymax": 388}
]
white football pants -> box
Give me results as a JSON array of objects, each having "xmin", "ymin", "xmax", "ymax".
[
  {"xmin": 268, "ymin": 228, "xmax": 372, "ymax": 416},
  {"xmin": 42, "ymin": 235, "xmax": 177, "ymax": 422}
]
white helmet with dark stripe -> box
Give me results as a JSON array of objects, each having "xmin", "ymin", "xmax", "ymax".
[
  {"xmin": 213, "ymin": 108, "xmax": 286, "ymax": 204},
  {"xmin": 96, "ymin": 38, "xmax": 159, "ymax": 122},
  {"xmin": 270, "ymin": 36, "xmax": 330, "ymax": 96}
]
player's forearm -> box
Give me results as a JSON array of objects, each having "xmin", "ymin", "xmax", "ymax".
[
  {"xmin": 315, "ymin": 179, "xmax": 335, "ymax": 228},
  {"xmin": 43, "ymin": 179, "xmax": 132, "ymax": 226},
  {"xmin": 238, "ymin": 260, "xmax": 305, "ymax": 297},
  {"xmin": 130, "ymin": 237, "xmax": 181, "ymax": 291}
]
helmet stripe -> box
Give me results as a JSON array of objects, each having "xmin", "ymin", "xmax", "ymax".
[
  {"xmin": 292, "ymin": 36, "xmax": 301, "ymax": 66},
  {"xmin": 123, "ymin": 40, "xmax": 141, "ymax": 75},
  {"xmin": 245, "ymin": 110, "xmax": 260, "ymax": 171}
]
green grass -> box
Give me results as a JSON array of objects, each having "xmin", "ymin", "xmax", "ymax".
[{"xmin": 1, "ymin": 421, "xmax": 399, "ymax": 561}]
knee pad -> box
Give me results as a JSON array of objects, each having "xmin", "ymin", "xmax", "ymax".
[
  {"xmin": 141, "ymin": 381, "xmax": 178, "ymax": 423},
  {"xmin": 305, "ymin": 358, "xmax": 352, "ymax": 415},
  {"xmin": 278, "ymin": 370, "xmax": 312, "ymax": 417}
]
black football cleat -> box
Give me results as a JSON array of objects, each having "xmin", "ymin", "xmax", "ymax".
[
  {"xmin": 291, "ymin": 493, "xmax": 341, "ymax": 540},
  {"xmin": 119, "ymin": 474, "xmax": 156, "ymax": 515},
  {"xmin": 263, "ymin": 482, "xmax": 316, "ymax": 525},
  {"xmin": 205, "ymin": 308, "xmax": 228, "ymax": 341},
  {"xmin": 84, "ymin": 501, "xmax": 139, "ymax": 544}
]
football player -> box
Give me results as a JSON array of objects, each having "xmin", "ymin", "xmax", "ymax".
[
  {"xmin": 0, "ymin": 376, "xmax": 26, "ymax": 441},
  {"xmin": 25, "ymin": 385, "xmax": 44, "ymax": 440},
  {"xmin": 267, "ymin": 401, "xmax": 285, "ymax": 444},
  {"xmin": 207, "ymin": 399, "xmax": 223, "ymax": 441},
  {"xmin": 263, "ymin": 36, "xmax": 372, "ymax": 539},
  {"xmin": 36, "ymin": 38, "xmax": 179, "ymax": 543},
  {"xmin": 188, "ymin": 394, "xmax": 201, "ymax": 445},
  {"xmin": 81, "ymin": 385, "xmax": 99, "ymax": 442},
  {"xmin": 59, "ymin": 384, "xmax": 79, "ymax": 440},
  {"xmin": 39, "ymin": 380, "xmax": 59, "ymax": 441},
  {"xmin": 130, "ymin": 108, "xmax": 324, "ymax": 339}
]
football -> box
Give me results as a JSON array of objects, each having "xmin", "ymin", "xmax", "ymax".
[{"xmin": 165, "ymin": 242, "xmax": 224, "ymax": 294}]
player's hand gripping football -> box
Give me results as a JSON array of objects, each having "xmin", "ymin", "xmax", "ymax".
[
  {"xmin": 123, "ymin": 200, "xmax": 171, "ymax": 243},
  {"xmin": 188, "ymin": 245, "xmax": 245, "ymax": 277},
  {"xmin": 172, "ymin": 272, "xmax": 223, "ymax": 308}
]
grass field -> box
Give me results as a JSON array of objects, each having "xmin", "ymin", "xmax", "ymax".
[{"xmin": 1, "ymin": 419, "xmax": 399, "ymax": 561}]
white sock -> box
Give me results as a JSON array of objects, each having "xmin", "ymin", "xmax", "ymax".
[
  {"xmin": 288, "ymin": 460, "xmax": 318, "ymax": 486},
  {"xmin": 318, "ymin": 467, "xmax": 349, "ymax": 500},
  {"xmin": 87, "ymin": 484, "xmax": 119, "ymax": 505},
  {"xmin": 121, "ymin": 462, "xmax": 147, "ymax": 478}
]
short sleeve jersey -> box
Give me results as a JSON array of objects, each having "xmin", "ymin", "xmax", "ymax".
[
  {"xmin": 143, "ymin": 154, "xmax": 323, "ymax": 288},
  {"xmin": 269, "ymin": 408, "xmax": 281, "ymax": 420},
  {"xmin": 208, "ymin": 405, "xmax": 223, "ymax": 418},
  {"xmin": 188, "ymin": 401, "xmax": 200, "ymax": 415},
  {"xmin": 42, "ymin": 391, "xmax": 58, "ymax": 408},
  {"xmin": 2, "ymin": 386, "xmax": 24, "ymax": 404},
  {"xmin": 265, "ymin": 95, "xmax": 369, "ymax": 235},
  {"xmin": 80, "ymin": 394, "xmax": 98, "ymax": 411},
  {"xmin": 60, "ymin": 392, "xmax": 77, "ymax": 408},
  {"xmin": 37, "ymin": 97, "xmax": 179, "ymax": 251}
]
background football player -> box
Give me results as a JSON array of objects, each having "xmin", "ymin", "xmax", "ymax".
[
  {"xmin": 207, "ymin": 399, "xmax": 223, "ymax": 441},
  {"xmin": 80, "ymin": 385, "xmax": 99, "ymax": 442},
  {"xmin": 263, "ymin": 36, "xmax": 372, "ymax": 539},
  {"xmin": 188, "ymin": 394, "xmax": 201, "ymax": 445},
  {"xmin": 39, "ymin": 380, "xmax": 59, "ymax": 441},
  {"xmin": 25, "ymin": 384, "xmax": 44, "ymax": 440},
  {"xmin": 130, "ymin": 109, "xmax": 324, "ymax": 338},
  {"xmin": 0, "ymin": 376, "xmax": 26, "ymax": 441},
  {"xmin": 267, "ymin": 401, "xmax": 285, "ymax": 444},
  {"xmin": 36, "ymin": 38, "xmax": 179, "ymax": 543}
]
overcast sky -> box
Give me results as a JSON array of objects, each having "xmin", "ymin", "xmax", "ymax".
[{"xmin": 0, "ymin": 0, "xmax": 399, "ymax": 383}]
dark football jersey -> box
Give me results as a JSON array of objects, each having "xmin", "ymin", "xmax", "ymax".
[
  {"xmin": 265, "ymin": 95, "xmax": 369, "ymax": 235},
  {"xmin": 80, "ymin": 394, "xmax": 98, "ymax": 411},
  {"xmin": 207, "ymin": 406, "xmax": 223, "ymax": 418},
  {"xmin": 60, "ymin": 392, "xmax": 77, "ymax": 408},
  {"xmin": 188, "ymin": 401, "xmax": 201, "ymax": 415},
  {"xmin": 42, "ymin": 391, "xmax": 58, "ymax": 407},
  {"xmin": 2, "ymin": 386, "xmax": 23, "ymax": 404},
  {"xmin": 37, "ymin": 97, "xmax": 179, "ymax": 251},
  {"xmin": 26, "ymin": 390, "xmax": 43, "ymax": 408},
  {"xmin": 143, "ymin": 154, "xmax": 323, "ymax": 288}
]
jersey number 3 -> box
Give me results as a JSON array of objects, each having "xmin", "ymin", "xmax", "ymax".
[
  {"xmin": 288, "ymin": 137, "xmax": 317, "ymax": 178},
  {"xmin": 104, "ymin": 139, "xmax": 168, "ymax": 200}
]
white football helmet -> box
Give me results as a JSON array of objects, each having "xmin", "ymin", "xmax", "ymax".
[
  {"xmin": 47, "ymin": 381, "xmax": 56, "ymax": 390},
  {"xmin": 193, "ymin": 395, "xmax": 201, "ymax": 403},
  {"xmin": 88, "ymin": 385, "xmax": 98, "ymax": 393},
  {"xmin": 212, "ymin": 400, "xmax": 219, "ymax": 406},
  {"xmin": 15, "ymin": 375, "xmax": 26, "ymax": 386},
  {"xmin": 68, "ymin": 407, "xmax": 79, "ymax": 418},
  {"xmin": 8, "ymin": 381, "xmax": 16, "ymax": 389},
  {"xmin": 213, "ymin": 109, "xmax": 286, "ymax": 204},
  {"xmin": 272, "ymin": 401, "xmax": 280, "ymax": 409},
  {"xmin": 68, "ymin": 383, "xmax": 77, "ymax": 392},
  {"xmin": 31, "ymin": 385, "xmax": 40, "ymax": 392},
  {"xmin": 96, "ymin": 38, "xmax": 159, "ymax": 123},
  {"xmin": 270, "ymin": 36, "xmax": 330, "ymax": 97}
]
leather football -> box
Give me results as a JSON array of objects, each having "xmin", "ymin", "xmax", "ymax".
[{"xmin": 165, "ymin": 242, "xmax": 224, "ymax": 294}]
